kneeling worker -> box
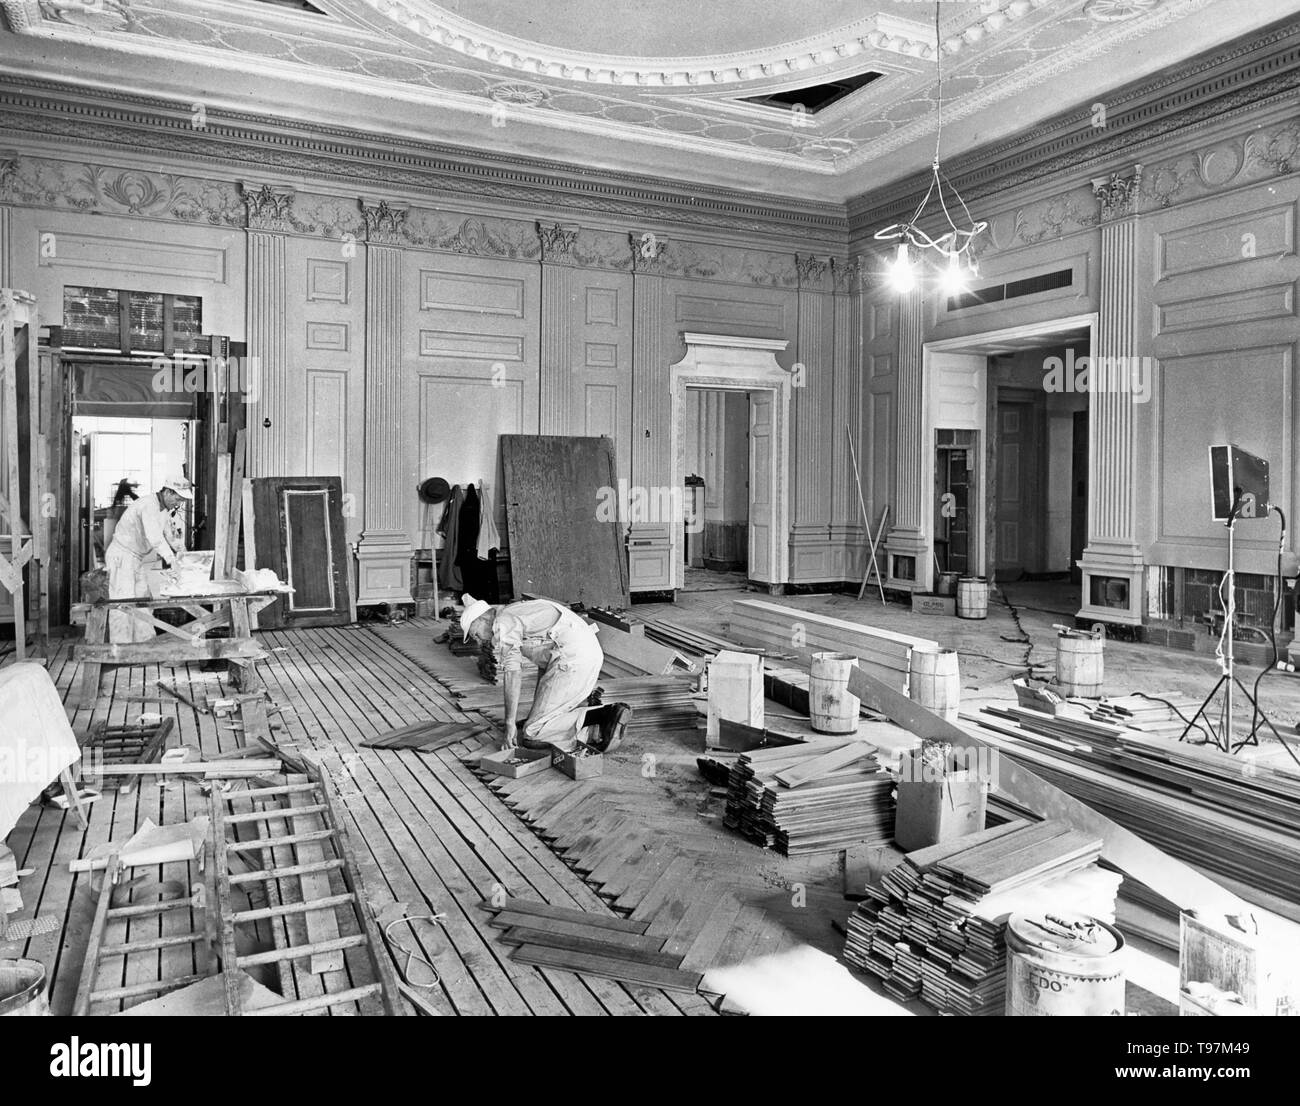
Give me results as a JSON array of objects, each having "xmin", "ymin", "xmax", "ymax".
[
  {"xmin": 459, "ymin": 594, "xmax": 631, "ymax": 753},
  {"xmin": 104, "ymin": 478, "xmax": 193, "ymax": 643}
]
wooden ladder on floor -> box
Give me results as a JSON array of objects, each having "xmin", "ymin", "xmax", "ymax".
[{"xmin": 209, "ymin": 764, "xmax": 404, "ymax": 1016}]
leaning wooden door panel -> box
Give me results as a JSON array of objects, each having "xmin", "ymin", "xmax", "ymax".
[
  {"xmin": 251, "ymin": 476, "xmax": 351, "ymax": 628},
  {"xmin": 501, "ymin": 435, "xmax": 629, "ymax": 608}
]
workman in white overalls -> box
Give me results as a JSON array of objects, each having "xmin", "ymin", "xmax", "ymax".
[
  {"xmin": 103, "ymin": 478, "xmax": 193, "ymax": 643},
  {"xmin": 459, "ymin": 595, "xmax": 632, "ymax": 753}
]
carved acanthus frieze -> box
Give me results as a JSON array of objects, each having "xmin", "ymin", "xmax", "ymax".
[
  {"xmin": 360, "ymin": 197, "xmax": 409, "ymax": 245},
  {"xmin": 0, "ymin": 152, "xmax": 245, "ymax": 224},
  {"xmin": 630, "ymin": 230, "xmax": 669, "ymax": 273},
  {"xmin": 241, "ymin": 181, "xmax": 295, "ymax": 232},
  {"xmin": 404, "ymin": 211, "xmax": 540, "ymax": 259},
  {"xmin": 1091, "ymin": 166, "xmax": 1143, "ymax": 221},
  {"xmin": 536, "ymin": 220, "xmax": 581, "ymax": 263}
]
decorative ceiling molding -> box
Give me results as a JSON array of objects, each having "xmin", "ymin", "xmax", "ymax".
[
  {"xmin": 848, "ymin": 20, "xmax": 1300, "ymax": 232},
  {"xmin": 0, "ymin": 78, "xmax": 846, "ymax": 242}
]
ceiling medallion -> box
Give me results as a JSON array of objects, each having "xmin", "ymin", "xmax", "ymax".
[
  {"xmin": 488, "ymin": 83, "xmax": 550, "ymax": 108},
  {"xmin": 1083, "ymin": 0, "xmax": 1161, "ymax": 23}
]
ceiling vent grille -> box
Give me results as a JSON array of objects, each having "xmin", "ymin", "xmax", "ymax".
[{"xmin": 946, "ymin": 268, "xmax": 1074, "ymax": 312}]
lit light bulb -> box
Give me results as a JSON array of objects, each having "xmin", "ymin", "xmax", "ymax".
[
  {"xmin": 889, "ymin": 243, "xmax": 916, "ymax": 294},
  {"xmin": 939, "ymin": 253, "xmax": 967, "ymax": 297}
]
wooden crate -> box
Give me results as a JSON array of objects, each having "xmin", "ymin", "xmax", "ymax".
[{"xmin": 1180, "ymin": 911, "xmax": 1300, "ymax": 1016}]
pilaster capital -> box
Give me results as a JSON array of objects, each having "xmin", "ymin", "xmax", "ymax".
[
  {"xmin": 240, "ymin": 181, "xmax": 296, "ymax": 232},
  {"xmin": 359, "ymin": 197, "xmax": 410, "ymax": 245},
  {"xmin": 537, "ymin": 220, "xmax": 581, "ymax": 263},
  {"xmin": 796, "ymin": 253, "xmax": 831, "ymax": 292},
  {"xmin": 831, "ymin": 255, "xmax": 867, "ymax": 295},
  {"xmin": 629, "ymin": 230, "xmax": 669, "ymax": 272},
  {"xmin": 1092, "ymin": 165, "xmax": 1143, "ymax": 221}
]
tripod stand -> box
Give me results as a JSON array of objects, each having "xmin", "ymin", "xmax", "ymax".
[{"xmin": 1179, "ymin": 503, "xmax": 1287, "ymax": 753}]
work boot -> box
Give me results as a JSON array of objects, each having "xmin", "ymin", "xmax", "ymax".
[{"xmin": 585, "ymin": 703, "xmax": 633, "ymax": 753}]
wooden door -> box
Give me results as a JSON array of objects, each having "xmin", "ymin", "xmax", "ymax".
[
  {"xmin": 748, "ymin": 390, "xmax": 774, "ymax": 583},
  {"xmin": 995, "ymin": 396, "xmax": 1046, "ymax": 578},
  {"xmin": 1070, "ymin": 408, "xmax": 1088, "ymax": 584},
  {"xmin": 251, "ymin": 476, "xmax": 350, "ymax": 628}
]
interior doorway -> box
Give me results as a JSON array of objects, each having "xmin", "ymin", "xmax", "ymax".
[
  {"xmin": 683, "ymin": 388, "xmax": 750, "ymax": 580},
  {"xmin": 922, "ymin": 315, "xmax": 1095, "ymax": 596},
  {"xmin": 72, "ymin": 415, "xmax": 196, "ymax": 574}
]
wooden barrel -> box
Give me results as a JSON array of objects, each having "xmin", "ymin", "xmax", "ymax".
[
  {"xmin": 809, "ymin": 652, "xmax": 861, "ymax": 734},
  {"xmin": 956, "ymin": 576, "xmax": 989, "ymax": 620},
  {"xmin": 1057, "ymin": 628, "xmax": 1104, "ymax": 697},
  {"xmin": 0, "ymin": 959, "xmax": 49, "ymax": 1017},
  {"xmin": 909, "ymin": 646, "xmax": 960, "ymax": 721}
]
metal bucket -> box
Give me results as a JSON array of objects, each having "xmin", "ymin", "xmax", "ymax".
[
  {"xmin": 0, "ymin": 958, "xmax": 50, "ymax": 1016},
  {"xmin": 1006, "ymin": 912, "xmax": 1125, "ymax": 1017},
  {"xmin": 809, "ymin": 652, "xmax": 861, "ymax": 735}
]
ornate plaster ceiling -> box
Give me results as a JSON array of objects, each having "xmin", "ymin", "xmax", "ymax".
[{"xmin": 0, "ymin": 0, "xmax": 1294, "ymax": 202}]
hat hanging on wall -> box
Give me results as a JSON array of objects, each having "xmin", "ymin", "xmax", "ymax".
[{"xmin": 417, "ymin": 476, "xmax": 452, "ymax": 504}]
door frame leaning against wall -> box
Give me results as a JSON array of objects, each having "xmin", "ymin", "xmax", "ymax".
[
  {"xmin": 921, "ymin": 312, "xmax": 1099, "ymax": 594},
  {"xmin": 668, "ymin": 333, "xmax": 792, "ymax": 591}
]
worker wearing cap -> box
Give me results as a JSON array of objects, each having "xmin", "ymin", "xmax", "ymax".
[
  {"xmin": 459, "ymin": 595, "xmax": 631, "ymax": 754},
  {"xmin": 103, "ymin": 479, "xmax": 194, "ymax": 643}
]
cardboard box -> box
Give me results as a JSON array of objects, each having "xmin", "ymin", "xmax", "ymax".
[
  {"xmin": 912, "ymin": 594, "xmax": 956, "ymax": 616},
  {"xmin": 478, "ymin": 746, "xmax": 553, "ymax": 779},
  {"xmin": 551, "ymin": 743, "xmax": 604, "ymax": 780},
  {"xmin": 894, "ymin": 752, "xmax": 988, "ymax": 851}
]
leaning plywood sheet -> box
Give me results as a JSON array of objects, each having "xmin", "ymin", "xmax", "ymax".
[
  {"xmin": 844, "ymin": 666, "xmax": 1243, "ymax": 917},
  {"xmin": 501, "ymin": 435, "xmax": 629, "ymax": 609}
]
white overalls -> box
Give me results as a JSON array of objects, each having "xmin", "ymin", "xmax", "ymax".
[
  {"xmin": 103, "ymin": 494, "xmax": 181, "ymax": 643},
  {"xmin": 492, "ymin": 599, "xmax": 603, "ymax": 751}
]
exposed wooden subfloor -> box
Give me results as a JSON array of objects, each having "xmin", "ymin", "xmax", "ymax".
[{"xmin": 1, "ymin": 625, "xmax": 712, "ymax": 1016}]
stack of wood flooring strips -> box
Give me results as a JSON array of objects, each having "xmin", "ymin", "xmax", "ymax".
[
  {"xmin": 1088, "ymin": 695, "xmax": 1205, "ymax": 739},
  {"xmin": 639, "ymin": 617, "xmax": 751, "ymax": 661},
  {"xmin": 964, "ymin": 702, "xmax": 1300, "ymax": 912},
  {"xmin": 724, "ymin": 739, "xmax": 894, "ymax": 856},
  {"xmin": 482, "ymin": 896, "xmax": 703, "ymax": 993},
  {"xmin": 726, "ymin": 600, "xmax": 937, "ymax": 693},
  {"xmin": 843, "ymin": 820, "xmax": 1115, "ymax": 1014},
  {"xmin": 454, "ymin": 674, "xmax": 699, "ymax": 735}
]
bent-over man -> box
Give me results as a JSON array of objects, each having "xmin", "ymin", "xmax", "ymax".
[{"xmin": 103, "ymin": 478, "xmax": 193, "ymax": 643}]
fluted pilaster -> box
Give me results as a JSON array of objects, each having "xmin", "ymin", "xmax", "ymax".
[
  {"xmin": 244, "ymin": 229, "xmax": 288, "ymax": 477},
  {"xmin": 354, "ymin": 197, "xmax": 412, "ymax": 605}
]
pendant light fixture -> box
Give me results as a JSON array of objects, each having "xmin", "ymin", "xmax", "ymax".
[{"xmin": 875, "ymin": 1, "xmax": 987, "ymax": 296}]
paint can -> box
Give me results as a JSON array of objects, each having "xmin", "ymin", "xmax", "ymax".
[
  {"xmin": 0, "ymin": 959, "xmax": 50, "ymax": 1016},
  {"xmin": 809, "ymin": 652, "xmax": 861, "ymax": 735},
  {"xmin": 956, "ymin": 576, "xmax": 989, "ymax": 619},
  {"xmin": 908, "ymin": 646, "xmax": 960, "ymax": 721},
  {"xmin": 1057, "ymin": 625, "xmax": 1105, "ymax": 697},
  {"xmin": 1005, "ymin": 912, "xmax": 1125, "ymax": 1017}
]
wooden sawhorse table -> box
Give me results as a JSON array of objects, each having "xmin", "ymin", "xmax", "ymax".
[{"xmin": 75, "ymin": 591, "xmax": 282, "ymax": 707}]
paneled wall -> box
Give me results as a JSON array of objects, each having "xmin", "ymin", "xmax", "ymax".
[{"xmin": 0, "ymin": 149, "xmax": 857, "ymax": 602}]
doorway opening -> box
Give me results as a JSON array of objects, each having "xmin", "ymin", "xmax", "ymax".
[
  {"xmin": 682, "ymin": 388, "xmax": 750, "ymax": 590},
  {"xmin": 922, "ymin": 316, "xmax": 1094, "ymax": 607},
  {"xmin": 72, "ymin": 415, "xmax": 196, "ymax": 575},
  {"xmin": 668, "ymin": 333, "xmax": 791, "ymax": 592}
]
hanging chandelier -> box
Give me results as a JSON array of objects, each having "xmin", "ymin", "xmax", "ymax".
[{"xmin": 875, "ymin": 1, "xmax": 987, "ymax": 296}]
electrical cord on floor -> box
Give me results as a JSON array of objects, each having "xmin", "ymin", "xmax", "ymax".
[
  {"xmin": 383, "ymin": 913, "xmax": 446, "ymax": 989},
  {"xmin": 1128, "ymin": 691, "xmax": 1216, "ymax": 746}
]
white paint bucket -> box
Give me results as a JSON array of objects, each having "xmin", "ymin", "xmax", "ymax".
[
  {"xmin": 809, "ymin": 652, "xmax": 860, "ymax": 735},
  {"xmin": 1006, "ymin": 912, "xmax": 1125, "ymax": 1017}
]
